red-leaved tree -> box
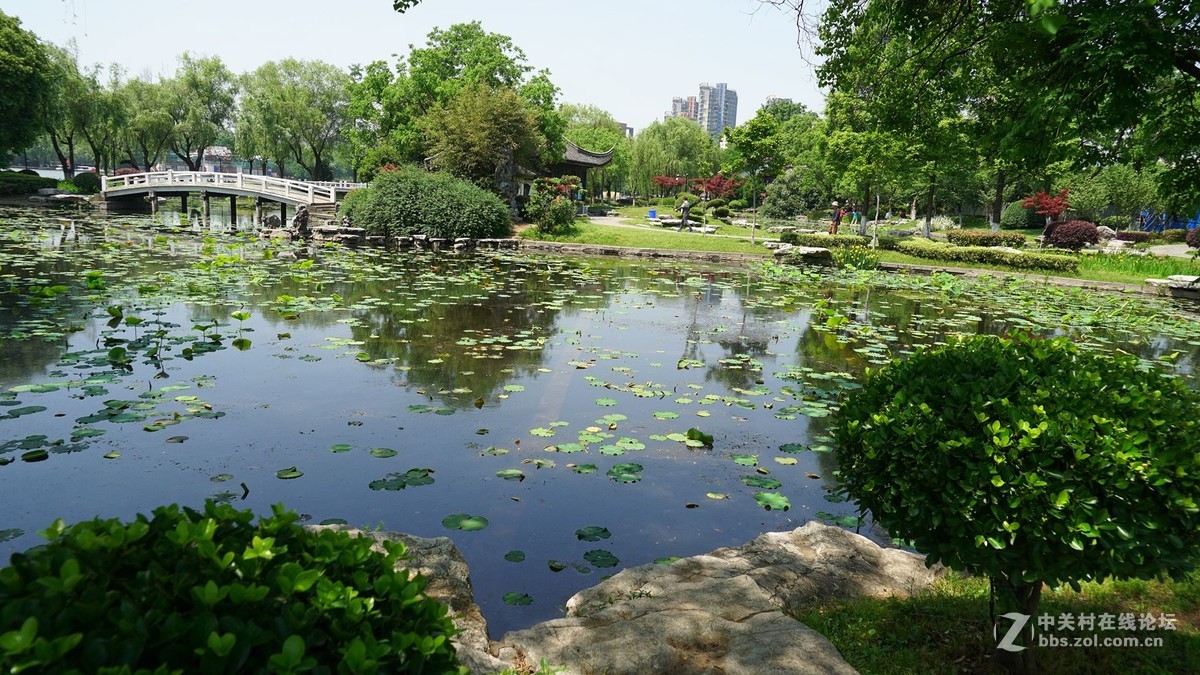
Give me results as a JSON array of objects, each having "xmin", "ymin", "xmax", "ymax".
[
  {"xmin": 694, "ymin": 174, "xmax": 745, "ymax": 199},
  {"xmin": 651, "ymin": 176, "xmax": 686, "ymax": 195},
  {"xmin": 1022, "ymin": 189, "xmax": 1070, "ymax": 221}
]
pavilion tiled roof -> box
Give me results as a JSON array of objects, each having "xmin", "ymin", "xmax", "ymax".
[{"xmin": 562, "ymin": 140, "xmax": 613, "ymax": 168}]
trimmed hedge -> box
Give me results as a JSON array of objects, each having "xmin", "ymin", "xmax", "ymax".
[
  {"xmin": 0, "ymin": 172, "xmax": 58, "ymax": 195},
  {"xmin": 341, "ymin": 165, "xmax": 510, "ymax": 239},
  {"xmin": 1162, "ymin": 228, "xmax": 1188, "ymax": 243},
  {"xmin": 945, "ymin": 230, "xmax": 1027, "ymax": 248},
  {"xmin": 0, "ymin": 502, "xmax": 464, "ymax": 673},
  {"xmin": 896, "ymin": 238, "xmax": 1078, "ymax": 272},
  {"xmin": 779, "ymin": 232, "xmax": 869, "ymax": 248}
]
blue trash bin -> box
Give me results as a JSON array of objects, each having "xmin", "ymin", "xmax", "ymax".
[{"xmin": 648, "ymin": 209, "xmax": 657, "ymax": 219}]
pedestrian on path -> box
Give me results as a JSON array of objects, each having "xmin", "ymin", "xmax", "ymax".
[
  {"xmin": 677, "ymin": 199, "xmax": 691, "ymax": 232},
  {"xmin": 828, "ymin": 201, "xmax": 843, "ymax": 235}
]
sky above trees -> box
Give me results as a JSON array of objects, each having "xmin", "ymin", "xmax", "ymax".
[{"xmin": 0, "ymin": 0, "xmax": 825, "ymax": 131}]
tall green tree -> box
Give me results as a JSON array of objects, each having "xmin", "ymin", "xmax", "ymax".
[
  {"xmin": 76, "ymin": 65, "xmax": 128, "ymax": 175},
  {"xmin": 421, "ymin": 82, "xmax": 544, "ymax": 205},
  {"xmin": 240, "ymin": 59, "xmax": 349, "ymax": 180},
  {"xmin": 0, "ymin": 11, "xmax": 51, "ymax": 159},
  {"xmin": 560, "ymin": 103, "xmax": 630, "ymax": 198},
  {"xmin": 164, "ymin": 54, "xmax": 237, "ymax": 171},
  {"xmin": 119, "ymin": 78, "xmax": 173, "ymax": 171},
  {"xmin": 39, "ymin": 43, "xmax": 86, "ymax": 178},
  {"xmin": 627, "ymin": 117, "xmax": 718, "ymax": 198}
]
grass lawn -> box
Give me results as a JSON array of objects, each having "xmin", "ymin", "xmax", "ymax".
[
  {"xmin": 792, "ymin": 572, "xmax": 1200, "ymax": 674},
  {"xmin": 877, "ymin": 250, "xmax": 1200, "ymax": 285},
  {"xmin": 519, "ymin": 221, "xmax": 772, "ymax": 255}
]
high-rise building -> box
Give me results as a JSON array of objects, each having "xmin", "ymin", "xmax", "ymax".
[
  {"xmin": 665, "ymin": 96, "xmax": 698, "ymax": 122},
  {"xmin": 616, "ymin": 122, "xmax": 635, "ymax": 138},
  {"xmin": 764, "ymin": 95, "xmax": 792, "ymax": 107},
  {"xmin": 698, "ymin": 83, "xmax": 737, "ymax": 139}
]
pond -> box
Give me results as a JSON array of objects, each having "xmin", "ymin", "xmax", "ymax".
[{"xmin": 1, "ymin": 205, "xmax": 1198, "ymax": 636}]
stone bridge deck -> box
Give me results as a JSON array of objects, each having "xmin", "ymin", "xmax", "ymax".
[{"xmin": 100, "ymin": 171, "xmax": 363, "ymax": 207}]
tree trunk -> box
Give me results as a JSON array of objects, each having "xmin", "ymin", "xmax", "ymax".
[
  {"xmin": 991, "ymin": 169, "xmax": 1006, "ymax": 231},
  {"xmin": 994, "ymin": 579, "xmax": 1043, "ymax": 674},
  {"xmin": 909, "ymin": 195, "xmax": 918, "ymax": 220},
  {"xmin": 923, "ymin": 172, "xmax": 937, "ymax": 239}
]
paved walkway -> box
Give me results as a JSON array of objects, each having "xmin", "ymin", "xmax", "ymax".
[
  {"xmin": 587, "ymin": 215, "xmax": 777, "ymax": 243},
  {"xmin": 1148, "ymin": 244, "xmax": 1196, "ymax": 258}
]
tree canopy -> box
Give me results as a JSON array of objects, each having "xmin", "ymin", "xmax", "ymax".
[{"xmin": 0, "ymin": 11, "xmax": 51, "ymax": 159}]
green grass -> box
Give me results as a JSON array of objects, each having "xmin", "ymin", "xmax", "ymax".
[
  {"xmin": 519, "ymin": 221, "xmax": 772, "ymax": 255},
  {"xmin": 792, "ymin": 572, "xmax": 1200, "ymax": 675},
  {"xmin": 878, "ymin": 248, "xmax": 1200, "ymax": 285}
]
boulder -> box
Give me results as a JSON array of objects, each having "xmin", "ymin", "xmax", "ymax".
[
  {"xmin": 1096, "ymin": 225, "xmax": 1117, "ymax": 241},
  {"xmin": 497, "ymin": 522, "xmax": 940, "ymax": 675},
  {"xmin": 37, "ymin": 187, "xmax": 63, "ymax": 196},
  {"xmin": 262, "ymin": 214, "xmax": 282, "ymax": 228}
]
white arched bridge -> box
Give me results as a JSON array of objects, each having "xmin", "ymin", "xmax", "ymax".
[{"xmin": 100, "ymin": 171, "xmax": 365, "ymax": 224}]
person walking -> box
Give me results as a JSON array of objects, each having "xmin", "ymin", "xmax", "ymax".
[
  {"xmin": 828, "ymin": 201, "xmax": 843, "ymax": 235},
  {"xmin": 677, "ymin": 198, "xmax": 691, "ymax": 232}
]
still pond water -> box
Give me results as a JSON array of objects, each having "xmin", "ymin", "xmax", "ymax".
[{"xmin": 1, "ymin": 205, "xmax": 1198, "ymax": 635}]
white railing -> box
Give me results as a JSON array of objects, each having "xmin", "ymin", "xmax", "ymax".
[
  {"xmin": 309, "ymin": 180, "xmax": 367, "ymax": 191},
  {"xmin": 100, "ymin": 171, "xmax": 338, "ymax": 203}
]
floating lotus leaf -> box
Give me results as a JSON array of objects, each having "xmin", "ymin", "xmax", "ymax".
[
  {"xmin": 276, "ymin": 466, "xmax": 303, "ymax": 480},
  {"xmin": 530, "ymin": 427, "xmax": 555, "ymax": 437},
  {"xmin": 441, "ymin": 513, "xmax": 489, "ymax": 531},
  {"xmin": 706, "ymin": 492, "xmax": 729, "ymax": 500},
  {"xmin": 0, "ymin": 529, "xmax": 24, "ymax": 543},
  {"xmin": 686, "ymin": 428, "xmax": 714, "ymax": 447},
  {"xmin": 607, "ymin": 463, "xmax": 643, "ymax": 483},
  {"xmin": 583, "ymin": 549, "xmax": 619, "ymax": 568},
  {"xmin": 369, "ymin": 468, "xmax": 434, "ymax": 490},
  {"xmin": 70, "ymin": 428, "xmax": 106, "ymax": 440},
  {"xmin": 330, "ymin": 443, "xmax": 352, "ymax": 453},
  {"xmin": 102, "ymin": 452, "xmax": 121, "ymax": 459},
  {"xmin": 569, "ymin": 463, "xmax": 598, "ymax": 474},
  {"xmin": 504, "ymin": 550, "xmax": 526, "ymax": 563},
  {"xmin": 575, "ymin": 526, "xmax": 612, "ymax": 542},
  {"xmin": 778, "ymin": 443, "xmax": 806, "ymax": 454},
  {"xmin": 615, "ymin": 437, "xmax": 645, "ymax": 451},
  {"xmin": 370, "ymin": 447, "xmax": 398, "ymax": 458},
  {"xmin": 210, "ymin": 474, "xmax": 234, "ymax": 483},
  {"xmin": 503, "ymin": 592, "xmax": 533, "ymax": 606},
  {"xmin": 483, "ymin": 446, "xmax": 508, "ymax": 456},
  {"xmin": 594, "ymin": 397, "xmax": 617, "ymax": 407},
  {"xmin": 653, "ymin": 411, "xmax": 679, "ymax": 420},
  {"xmin": 547, "ymin": 560, "xmax": 568, "ymax": 572},
  {"xmin": 666, "ymin": 433, "xmax": 688, "ymax": 443},
  {"xmin": 599, "ymin": 445, "xmax": 624, "ymax": 456},
  {"xmin": 496, "ymin": 469, "xmax": 525, "ymax": 481},
  {"xmin": 731, "ymin": 454, "xmax": 758, "ymax": 466},
  {"xmin": 754, "ymin": 492, "xmax": 791, "ymax": 511},
  {"xmin": 741, "ymin": 475, "xmax": 782, "ymax": 489},
  {"xmin": 521, "ymin": 458, "xmax": 555, "ymax": 469},
  {"xmin": 6, "ymin": 406, "xmax": 46, "ymax": 418},
  {"xmin": 503, "ymin": 384, "xmax": 525, "ymax": 392},
  {"xmin": 774, "ymin": 457, "xmax": 798, "ymax": 465}
]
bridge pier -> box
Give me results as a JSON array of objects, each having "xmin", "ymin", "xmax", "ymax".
[
  {"xmin": 254, "ymin": 197, "xmax": 263, "ymax": 225},
  {"xmin": 280, "ymin": 203, "xmax": 287, "ymax": 224},
  {"xmin": 201, "ymin": 191, "xmax": 210, "ymax": 226},
  {"xmin": 180, "ymin": 194, "xmax": 188, "ymax": 214},
  {"xmin": 148, "ymin": 191, "xmax": 157, "ymax": 216},
  {"xmin": 229, "ymin": 195, "xmax": 237, "ymax": 226}
]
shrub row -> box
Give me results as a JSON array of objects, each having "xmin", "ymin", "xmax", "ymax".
[
  {"xmin": 780, "ymin": 232, "xmax": 869, "ymax": 248},
  {"xmin": 1045, "ymin": 219, "xmax": 1099, "ymax": 250},
  {"xmin": 0, "ymin": 172, "xmax": 58, "ymax": 196},
  {"xmin": 945, "ymin": 230, "xmax": 1027, "ymax": 248},
  {"xmin": 341, "ymin": 165, "xmax": 510, "ymax": 239},
  {"xmin": 896, "ymin": 238, "xmax": 1078, "ymax": 272}
]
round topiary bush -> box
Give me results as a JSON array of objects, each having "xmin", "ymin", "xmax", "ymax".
[
  {"xmin": 344, "ymin": 165, "xmax": 510, "ymax": 240},
  {"xmin": 1187, "ymin": 227, "xmax": 1200, "ymax": 249},
  {"xmin": 712, "ymin": 206, "xmax": 731, "ymax": 219},
  {"xmin": 71, "ymin": 171, "xmax": 101, "ymax": 194},
  {"xmin": 1099, "ymin": 215, "xmax": 1128, "ymax": 231},
  {"xmin": 0, "ymin": 502, "xmax": 465, "ymax": 673},
  {"xmin": 1046, "ymin": 219, "xmax": 1099, "ymax": 250},
  {"xmin": 834, "ymin": 334, "xmax": 1200, "ymax": 656},
  {"xmin": 999, "ymin": 202, "xmax": 1039, "ymax": 230},
  {"xmin": 728, "ymin": 198, "xmax": 747, "ymax": 211},
  {"xmin": 706, "ymin": 198, "xmax": 726, "ymax": 210}
]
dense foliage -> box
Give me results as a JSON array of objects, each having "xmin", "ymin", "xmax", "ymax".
[
  {"xmin": 71, "ymin": 171, "xmax": 101, "ymax": 195},
  {"xmin": 341, "ymin": 165, "xmax": 510, "ymax": 239},
  {"xmin": 525, "ymin": 175, "xmax": 580, "ymax": 234},
  {"xmin": 0, "ymin": 172, "xmax": 57, "ymax": 195},
  {"xmin": 999, "ymin": 202, "xmax": 1041, "ymax": 231},
  {"xmin": 1046, "ymin": 219, "xmax": 1100, "ymax": 250},
  {"xmin": 834, "ymin": 334, "xmax": 1200, "ymax": 651},
  {"xmin": 780, "ymin": 232, "xmax": 869, "ymax": 248},
  {"xmin": 0, "ymin": 502, "xmax": 464, "ymax": 673},
  {"xmin": 1188, "ymin": 228, "xmax": 1200, "ymax": 249},
  {"xmin": 0, "ymin": 11, "xmax": 50, "ymax": 158},
  {"xmin": 896, "ymin": 239, "xmax": 1078, "ymax": 272},
  {"xmin": 945, "ymin": 230, "xmax": 1027, "ymax": 248}
]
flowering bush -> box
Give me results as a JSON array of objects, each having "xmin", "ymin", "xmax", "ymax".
[
  {"xmin": 526, "ymin": 175, "xmax": 580, "ymax": 234},
  {"xmin": 1187, "ymin": 228, "xmax": 1200, "ymax": 249}
]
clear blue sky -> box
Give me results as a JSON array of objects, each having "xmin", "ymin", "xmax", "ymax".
[{"xmin": 0, "ymin": 0, "xmax": 826, "ymax": 132}]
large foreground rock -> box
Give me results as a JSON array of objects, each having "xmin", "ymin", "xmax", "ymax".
[{"xmin": 495, "ymin": 522, "xmax": 941, "ymax": 674}]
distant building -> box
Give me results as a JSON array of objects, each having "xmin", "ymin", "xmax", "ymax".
[
  {"xmin": 665, "ymin": 96, "xmax": 698, "ymax": 122},
  {"xmin": 617, "ymin": 122, "xmax": 635, "ymax": 138},
  {"xmin": 764, "ymin": 96, "xmax": 792, "ymax": 107},
  {"xmin": 698, "ymin": 83, "xmax": 737, "ymax": 139}
]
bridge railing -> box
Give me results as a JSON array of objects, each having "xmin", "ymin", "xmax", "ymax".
[{"xmin": 101, "ymin": 171, "xmax": 338, "ymax": 203}]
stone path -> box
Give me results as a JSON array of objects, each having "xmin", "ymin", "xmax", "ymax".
[{"xmin": 1148, "ymin": 244, "xmax": 1196, "ymax": 258}]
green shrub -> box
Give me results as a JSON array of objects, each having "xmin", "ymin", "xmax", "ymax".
[
  {"xmin": 1162, "ymin": 228, "xmax": 1188, "ymax": 243},
  {"xmin": 1114, "ymin": 231, "xmax": 1153, "ymax": 243},
  {"xmin": 1046, "ymin": 219, "xmax": 1099, "ymax": 250},
  {"xmin": 834, "ymin": 334, "xmax": 1200, "ymax": 654},
  {"xmin": 526, "ymin": 176, "xmax": 580, "ymax": 234},
  {"xmin": 338, "ymin": 188, "xmax": 371, "ymax": 224},
  {"xmin": 1099, "ymin": 215, "xmax": 1129, "ymax": 231},
  {"xmin": 0, "ymin": 502, "xmax": 465, "ymax": 673},
  {"xmin": 71, "ymin": 171, "xmax": 101, "ymax": 194},
  {"xmin": 674, "ymin": 193, "xmax": 700, "ymax": 209},
  {"xmin": 17, "ymin": 168, "xmax": 39, "ymax": 176},
  {"xmin": 0, "ymin": 172, "xmax": 58, "ymax": 196},
  {"xmin": 344, "ymin": 165, "xmax": 510, "ymax": 239},
  {"xmin": 780, "ymin": 232, "xmax": 869, "ymax": 248},
  {"xmin": 875, "ymin": 234, "xmax": 901, "ymax": 250},
  {"xmin": 728, "ymin": 199, "xmax": 747, "ymax": 210},
  {"xmin": 712, "ymin": 206, "xmax": 731, "ymax": 219},
  {"xmin": 706, "ymin": 198, "xmax": 726, "ymax": 210},
  {"xmin": 896, "ymin": 238, "xmax": 1078, "ymax": 272},
  {"xmin": 1000, "ymin": 202, "xmax": 1041, "ymax": 230},
  {"xmin": 945, "ymin": 230, "xmax": 1027, "ymax": 248}
]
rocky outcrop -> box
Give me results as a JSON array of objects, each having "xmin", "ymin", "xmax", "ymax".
[
  {"xmin": 773, "ymin": 244, "xmax": 834, "ymax": 263},
  {"xmin": 494, "ymin": 522, "xmax": 941, "ymax": 674}
]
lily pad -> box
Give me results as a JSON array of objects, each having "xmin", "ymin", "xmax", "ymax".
[
  {"xmin": 504, "ymin": 550, "xmax": 526, "ymax": 563},
  {"xmin": 442, "ymin": 513, "xmax": 489, "ymax": 531},
  {"xmin": 731, "ymin": 454, "xmax": 758, "ymax": 467},
  {"xmin": 369, "ymin": 468, "xmax": 435, "ymax": 490},
  {"xmin": 754, "ymin": 492, "xmax": 791, "ymax": 511},
  {"xmin": 503, "ymin": 592, "xmax": 533, "ymax": 606},
  {"xmin": 330, "ymin": 443, "xmax": 352, "ymax": 453},
  {"xmin": 210, "ymin": 473, "xmax": 234, "ymax": 483},
  {"xmin": 276, "ymin": 466, "xmax": 303, "ymax": 480},
  {"xmin": 774, "ymin": 457, "xmax": 798, "ymax": 465},
  {"xmin": 575, "ymin": 526, "xmax": 612, "ymax": 542},
  {"xmin": 706, "ymin": 492, "xmax": 729, "ymax": 500},
  {"xmin": 583, "ymin": 549, "xmax": 619, "ymax": 568},
  {"xmin": 569, "ymin": 463, "xmax": 598, "ymax": 474},
  {"xmin": 607, "ymin": 463, "xmax": 643, "ymax": 483},
  {"xmin": 496, "ymin": 469, "xmax": 525, "ymax": 482},
  {"xmin": 21, "ymin": 450, "xmax": 49, "ymax": 462},
  {"xmin": 686, "ymin": 428, "xmax": 714, "ymax": 448},
  {"xmin": 741, "ymin": 475, "xmax": 782, "ymax": 489},
  {"xmin": 6, "ymin": 406, "xmax": 47, "ymax": 418},
  {"xmin": 653, "ymin": 411, "xmax": 679, "ymax": 420},
  {"xmin": 778, "ymin": 443, "xmax": 807, "ymax": 453},
  {"xmin": 594, "ymin": 397, "xmax": 617, "ymax": 407},
  {"xmin": 370, "ymin": 447, "xmax": 398, "ymax": 458},
  {"xmin": 0, "ymin": 529, "xmax": 24, "ymax": 543}
]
